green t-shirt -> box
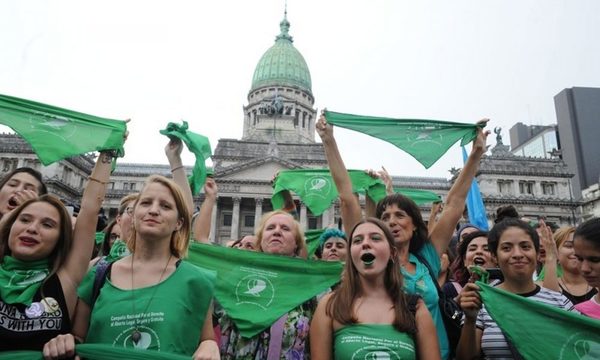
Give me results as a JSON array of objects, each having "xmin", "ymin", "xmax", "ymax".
[
  {"xmin": 82, "ymin": 261, "xmax": 215, "ymax": 356},
  {"xmin": 334, "ymin": 324, "xmax": 416, "ymax": 360}
]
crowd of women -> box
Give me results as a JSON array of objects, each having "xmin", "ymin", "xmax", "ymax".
[{"xmin": 0, "ymin": 112, "xmax": 598, "ymax": 359}]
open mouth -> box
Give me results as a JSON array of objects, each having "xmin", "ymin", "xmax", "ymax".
[
  {"xmin": 473, "ymin": 257, "xmax": 486, "ymax": 266},
  {"xmin": 360, "ymin": 253, "xmax": 375, "ymax": 266},
  {"xmin": 7, "ymin": 197, "xmax": 18, "ymax": 208}
]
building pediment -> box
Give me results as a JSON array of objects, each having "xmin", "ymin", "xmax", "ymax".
[{"xmin": 215, "ymin": 156, "xmax": 303, "ymax": 182}]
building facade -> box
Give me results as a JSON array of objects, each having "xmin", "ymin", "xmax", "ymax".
[
  {"xmin": 0, "ymin": 14, "xmax": 589, "ymax": 241},
  {"xmin": 509, "ymin": 122, "xmax": 559, "ymax": 159}
]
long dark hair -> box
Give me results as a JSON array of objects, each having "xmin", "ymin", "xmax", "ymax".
[
  {"xmin": 574, "ymin": 217, "xmax": 600, "ymax": 250},
  {"xmin": 326, "ymin": 218, "xmax": 417, "ymax": 334},
  {"xmin": 375, "ymin": 193, "xmax": 429, "ymax": 253},
  {"xmin": 450, "ymin": 230, "xmax": 489, "ymax": 286}
]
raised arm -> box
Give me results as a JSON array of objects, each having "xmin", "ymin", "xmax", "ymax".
[
  {"xmin": 316, "ymin": 112, "xmax": 362, "ymax": 234},
  {"xmin": 58, "ymin": 150, "xmax": 113, "ymax": 313},
  {"xmin": 166, "ymin": 138, "xmax": 194, "ymax": 215},
  {"xmin": 429, "ymin": 122, "xmax": 489, "ymax": 256},
  {"xmin": 538, "ymin": 219, "xmax": 560, "ymax": 291},
  {"xmin": 193, "ymin": 177, "xmax": 217, "ymax": 244}
]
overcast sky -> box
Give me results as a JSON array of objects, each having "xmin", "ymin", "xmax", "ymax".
[{"xmin": 1, "ymin": 0, "xmax": 599, "ymax": 179}]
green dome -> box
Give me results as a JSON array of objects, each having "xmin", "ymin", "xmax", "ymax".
[{"xmin": 251, "ymin": 16, "xmax": 312, "ymax": 94}]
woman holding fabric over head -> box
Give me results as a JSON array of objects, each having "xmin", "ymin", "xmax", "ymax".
[
  {"xmin": 43, "ymin": 174, "xmax": 218, "ymax": 359},
  {"xmin": 217, "ymin": 210, "xmax": 317, "ymax": 359},
  {"xmin": 310, "ymin": 218, "xmax": 440, "ymax": 359},
  {"xmin": 457, "ymin": 218, "xmax": 575, "ymax": 359},
  {"xmin": 316, "ymin": 110, "xmax": 489, "ymax": 359},
  {"xmin": 0, "ymin": 150, "xmax": 113, "ymax": 351}
]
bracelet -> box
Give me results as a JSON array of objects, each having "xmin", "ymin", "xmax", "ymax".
[
  {"xmin": 88, "ymin": 176, "xmax": 108, "ymax": 185},
  {"xmin": 171, "ymin": 165, "xmax": 184, "ymax": 172}
]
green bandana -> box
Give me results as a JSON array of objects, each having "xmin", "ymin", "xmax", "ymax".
[
  {"xmin": 159, "ymin": 121, "xmax": 212, "ymax": 196},
  {"xmin": 304, "ymin": 229, "xmax": 326, "ymax": 258},
  {"xmin": 272, "ymin": 169, "xmax": 386, "ymax": 216},
  {"xmin": 94, "ymin": 232, "xmax": 104, "ymax": 245},
  {"xmin": 186, "ymin": 243, "xmax": 342, "ymax": 338},
  {"xmin": 0, "ymin": 93, "xmax": 127, "ymax": 165},
  {"xmin": 368, "ymin": 187, "xmax": 442, "ymax": 205},
  {"xmin": 104, "ymin": 240, "xmax": 131, "ymax": 262},
  {"xmin": 477, "ymin": 281, "xmax": 600, "ymax": 359},
  {"xmin": 325, "ymin": 110, "xmax": 481, "ymax": 169},
  {"xmin": 0, "ymin": 256, "xmax": 50, "ymax": 305},
  {"xmin": 0, "ymin": 343, "xmax": 191, "ymax": 360}
]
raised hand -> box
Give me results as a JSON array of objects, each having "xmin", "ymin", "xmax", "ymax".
[
  {"xmin": 459, "ymin": 282, "xmax": 482, "ymax": 320},
  {"xmin": 316, "ymin": 110, "xmax": 334, "ymax": 142}
]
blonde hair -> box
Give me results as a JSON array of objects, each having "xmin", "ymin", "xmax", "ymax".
[
  {"xmin": 255, "ymin": 210, "xmax": 305, "ymax": 256},
  {"xmin": 127, "ymin": 175, "xmax": 191, "ymax": 258},
  {"xmin": 554, "ymin": 226, "xmax": 576, "ymax": 249}
]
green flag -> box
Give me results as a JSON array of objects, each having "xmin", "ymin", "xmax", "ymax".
[
  {"xmin": 478, "ymin": 281, "xmax": 600, "ymax": 360},
  {"xmin": 304, "ymin": 228, "xmax": 326, "ymax": 257},
  {"xmin": 272, "ymin": 169, "xmax": 387, "ymax": 216},
  {"xmin": 368, "ymin": 187, "xmax": 441, "ymax": 205},
  {"xmin": 325, "ymin": 110, "xmax": 481, "ymax": 168},
  {"xmin": 0, "ymin": 343, "xmax": 191, "ymax": 360},
  {"xmin": 186, "ymin": 243, "xmax": 342, "ymax": 338},
  {"xmin": 159, "ymin": 121, "xmax": 212, "ymax": 195},
  {"xmin": 0, "ymin": 94, "xmax": 127, "ymax": 165}
]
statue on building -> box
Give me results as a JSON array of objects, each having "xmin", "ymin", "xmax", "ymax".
[{"xmin": 494, "ymin": 127, "xmax": 503, "ymax": 145}]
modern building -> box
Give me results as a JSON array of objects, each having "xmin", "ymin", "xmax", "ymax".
[
  {"xmin": 554, "ymin": 87, "xmax": 600, "ymax": 199},
  {"xmin": 509, "ymin": 123, "xmax": 559, "ymax": 159}
]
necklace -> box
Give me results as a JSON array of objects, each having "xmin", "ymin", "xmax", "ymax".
[
  {"xmin": 559, "ymin": 277, "xmax": 591, "ymax": 296},
  {"xmin": 130, "ymin": 254, "xmax": 172, "ymax": 344}
]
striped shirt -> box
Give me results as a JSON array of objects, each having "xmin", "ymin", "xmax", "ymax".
[{"xmin": 476, "ymin": 285, "xmax": 576, "ymax": 359}]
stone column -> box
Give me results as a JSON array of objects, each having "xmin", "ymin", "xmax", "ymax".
[
  {"xmin": 321, "ymin": 205, "xmax": 335, "ymax": 228},
  {"xmin": 230, "ymin": 197, "xmax": 241, "ymax": 240},
  {"xmin": 209, "ymin": 199, "xmax": 218, "ymax": 244},
  {"xmin": 300, "ymin": 203, "xmax": 307, "ymax": 230},
  {"xmin": 254, "ymin": 197, "xmax": 263, "ymax": 232}
]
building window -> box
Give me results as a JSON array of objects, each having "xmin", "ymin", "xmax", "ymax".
[
  {"xmin": 123, "ymin": 182, "xmax": 129, "ymax": 190},
  {"xmin": 497, "ymin": 180, "xmax": 513, "ymax": 194},
  {"xmin": 519, "ymin": 181, "xmax": 535, "ymax": 195},
  {"xmin": 223, "ymin": 213, "xmax": 232, "ymax": 227},
  {"xmin": 244, "ymin": 215, "xmax": 255, "ymax": 228},
  {"xmin": 130, "ymin": 183, "xmax": 136, "ymax": 191},
  {"xmin": 542, "ymin": 182, "xmax": 555, "ymax": 195},
  {"xmin": 308, "ymin": 217, "xmax": 318, "ymax": 230}
]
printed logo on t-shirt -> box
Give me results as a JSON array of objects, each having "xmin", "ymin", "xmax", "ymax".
[
  {"xmin": 114, "ymin": 325, "xmax": 161, "ymax": 350},
  {"xmin": 559, "ymin": 332, "xmax": 600, "ymax": 360},
  {"xmin": 0, "ymin": 300, "xmax": 63, "ymax": 332},
  {"xmin": 351, "ymin": 346, "xmax": 400, "ymax": 360},
  {"xmin": 235, "ymin": 267, "xmax": 275, "ymax": 309}
]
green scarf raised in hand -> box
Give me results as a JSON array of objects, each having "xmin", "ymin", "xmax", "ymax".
[
  {"xmin": 159, "ymin": 121, "xmax": 212, "ymax": 196},
  {"xmin": 272, "ymin": 169, "xmax": 386, "ymax": 216},
  {"xmin": 0, "ymin": 93, "xmax": 127, "ymax": 165},
  {"xmin": 0, "ymin": 256, "xmax": 50, "ymax": 305},
  {"xmin": 325, "ymin": 110, "xmax": 481, "ymax": 168}
]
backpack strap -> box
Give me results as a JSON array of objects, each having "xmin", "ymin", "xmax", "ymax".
[{"xmin": 90, "ymin": 257, "xmax": 113, "ymax": 310}]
